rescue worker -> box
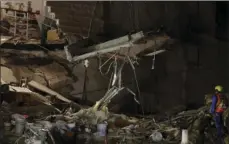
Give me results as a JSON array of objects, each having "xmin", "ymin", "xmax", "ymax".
[{"xmin": 210, "ymin": 85, "xmax": 228, "ymax": 141}]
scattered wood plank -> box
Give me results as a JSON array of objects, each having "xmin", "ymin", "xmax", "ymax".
[
  {"xmin": 1, "ymin": 78, "xmax": 61, "ymax": 112},
  {"xmin": 28, "ymin": 80, "xmax": 81, "ymax": 109}
]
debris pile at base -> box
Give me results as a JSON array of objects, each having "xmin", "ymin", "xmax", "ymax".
[{"xmin": 1, "ymin": 98, "xmax": 229, "ymax": 144}]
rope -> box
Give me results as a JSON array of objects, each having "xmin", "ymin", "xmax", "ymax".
[
  {"xmin": 134, "ymin": 2, "xmax": 140, "ymax": 30},
  {"xmin": 98, "ymin": 51, "xmax": 145, "ymax": 115},
  {"xmin": 143, "ymin": 1, "xmax": 154, "ymax": 22},
  {"xmin": 14, "ymin": 135, "xmax": 25, "ymax": 144},
  {"xmin": 128, "ymin": 2, "xmax": 135, "ymax": 32},
  {"xmin": 87, "ymin": 1, "xmax": 98, "ymax": 38},
  {"xmin": 127, "ymin": 56, "xmax": 144, "ymax": 115},
  {"xmin": 82, "ymin": 60, "xmax": 88, "ymax": 104},
  {"xmin": 127, "ymin": 2, "xmax": 140, "ymax": 31},
  {"xmin": 151, "ymin": 41, "xmax": 157, "ymax": 69},
  {"xmin": 98, "ymin": 53, "xmax": 117, "ymax": 75}
]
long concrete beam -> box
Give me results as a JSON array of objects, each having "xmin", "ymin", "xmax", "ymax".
[
  {"xmin": 118, "ymin": 35, "xmax": 170, "ymax": 57},
  {"xmin": 71, "ymin": 33, "xmax": 170, "ymax": 63},
  {"xmin": 71, "ymin": 31, "xmax": 145, "ymax": 62},
  {"xmin": 88, "ymin": 31, "xmax": 144, "ymax": 50},
  {"xmin": 72, "ymin": 42, "xmax": 131, "ymax": 62}
]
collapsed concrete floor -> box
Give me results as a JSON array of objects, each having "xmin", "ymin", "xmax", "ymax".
[{"xmin": 1, "ymin": 33, "xmax": 229, "ymax": 144}]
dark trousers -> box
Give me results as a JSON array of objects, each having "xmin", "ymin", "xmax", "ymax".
[{"xmin": 215, "ymin": 112, "xmax": 223, "ymax": 137}]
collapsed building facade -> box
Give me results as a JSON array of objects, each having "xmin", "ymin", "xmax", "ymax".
[
  {"xmin": 0, "ymin": 1, "xmax": 229, "ymax": 144},
  {"xmin": 44, "ymin": 1, "xmax": 229, "ymax": 112}
]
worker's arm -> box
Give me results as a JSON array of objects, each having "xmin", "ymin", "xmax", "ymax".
[{"xmin": 210, "ymin": 95, "xmax": 217, "ymax": 114}]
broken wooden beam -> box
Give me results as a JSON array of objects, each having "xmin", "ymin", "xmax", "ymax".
[
  {"xmin": 28, "ymin": 80, "xmax": 81, "ymax": 109},
  {"xmin": 9, "ymin": 86, "xmax": 51, "ymax": 105},
  {"xmin": 1, "ymin": 78, "xmax": 61, "ymax": 112},
  {"xmin": 1, "ymin": 79, "xmax": 48, "ymax": 104}
]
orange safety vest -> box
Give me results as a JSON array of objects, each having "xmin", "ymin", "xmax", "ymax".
[{"xmin": 215, "ymin": 94, "xmax": 227, "ymax": 113}]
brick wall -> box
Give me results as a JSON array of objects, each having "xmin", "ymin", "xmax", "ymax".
[
  {"xmin": 47, "ymin": 1, "xmax": 104, "ymax": 37},
  {"xmin": 46, "ymin": 1, "xmax": 218, "ymax": 39}
]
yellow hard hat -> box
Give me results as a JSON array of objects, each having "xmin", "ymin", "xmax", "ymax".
[{"xmin": 215, "ymin": 85, "xmax": 223, "ymax": 92}]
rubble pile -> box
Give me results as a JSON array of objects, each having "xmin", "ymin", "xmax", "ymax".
[
  {"xmin": 1, "ymin": 98, "xmax": 229, "ymax": 144},
  {"xmin": 1, "ymin": 31, "xmax": 229, "ymax": 144}
]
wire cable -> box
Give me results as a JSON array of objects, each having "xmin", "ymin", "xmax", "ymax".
[{"xmin": 87, "ymin": 2, "xmax": 98, "ymax": 38}]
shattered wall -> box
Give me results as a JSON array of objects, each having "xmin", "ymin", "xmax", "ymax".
[{"xmin": 0, "ymin": 51, "xmax": 73, "ymax": 92}]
